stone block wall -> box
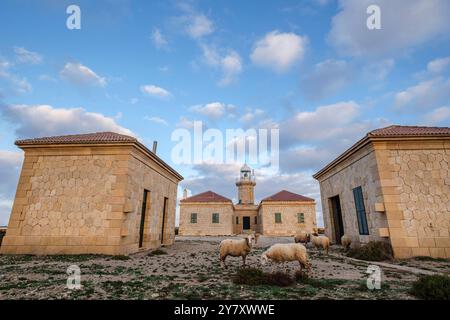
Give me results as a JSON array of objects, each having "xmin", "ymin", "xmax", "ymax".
[
  {"xmin": 120, "ymin": 149, "xmax": 179, "ymax": 254},
  {"xmin": 259, "ymin": 201, "xmax": 316, "ymax": 236},
  {"xmin": 1, "ymin": 145, "xmax": 181, "ymax": 255},
  {"xmin": 318, "ymin": 144, "xmax": 389, "ymax": 245},
  {"xmin": 375, "ymin": 141, "xmax": 450, "ymax": 259},
  {"xmin": 178, "ymin": 202, "xmax": 234, "ymax": 236}
]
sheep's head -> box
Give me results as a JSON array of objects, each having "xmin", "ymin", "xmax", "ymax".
[
  {"xmin": 260, "ymin": 253, "xmax": 269, "ymax": 265},
  {"xmin": 245, "ymin": 236, "xmax": 253, "ymax": 249},
  {"xmin": 306, "ymin": 233, "xmax": 311, "ymax": 242}
]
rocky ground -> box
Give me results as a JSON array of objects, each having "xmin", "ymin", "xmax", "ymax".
[{"xmin": 0, "ymin": 236, "xmax": 448, "ymax": 300}]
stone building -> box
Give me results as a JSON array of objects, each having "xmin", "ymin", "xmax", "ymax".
[
  {"xmin": 313, "ymin": 125, "xmax": 450, "ymax": 259},
  {"xmin": 0, "ymin": 132, "xmax": 183, "ymax": 255},
  {"xmin": 179, "ymin": 164, "xmax": 316, "ymax": 236}
]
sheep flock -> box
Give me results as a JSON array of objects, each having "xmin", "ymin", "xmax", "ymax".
[{"xmin": 219, "ymin": 231, "xmax": 352, "ymax": 274}]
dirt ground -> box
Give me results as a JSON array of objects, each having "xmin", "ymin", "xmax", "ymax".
[{"xmin": 0, "ymin": 236, "xmax": 449, "ymax": 300}]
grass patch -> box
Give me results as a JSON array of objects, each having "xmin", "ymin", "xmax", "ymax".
[
  {"xmin": 111, "ymin": 255, "xmax": 130, "ymax": 261},
  {"xmin": 347, "ymin": 241, "xmax": 393, "ymax": 261},
  {"xmin": 148, "ymin": 249, "xmax": 167, "ymax": 256},
  {"xmin": 414, "ymin": 256, "xmax": 449, "ymax": 263},
  {"xmin": 410, "ymin": 275, "xmax": 450, "ymax": 300}
]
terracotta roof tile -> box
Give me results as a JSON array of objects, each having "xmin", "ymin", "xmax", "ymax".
[
  {"xmin": 368, "ymin": 125, "xmax": 450, "ymax": 137},
  {"xmin": 261, "ymin": 190, "xmax": 314, "ymax": 202},
  {"xmin": 15, "ymin": 132, "xmax": 136, "ymax": 145},
  {"xmin": 181, "ymin": 191, "xmax": 232, "ymax": 203}
]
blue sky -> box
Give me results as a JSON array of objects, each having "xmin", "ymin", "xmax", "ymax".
[{"xmin": 0, "ymin": 0, "xmax": 450, "ymax": 226}]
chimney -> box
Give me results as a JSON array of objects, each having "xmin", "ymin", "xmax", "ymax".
[
  {"xmin": 183, "ymin": 188, "xmax": 188, "ymax": 199},
  {"xmin": 152, "ymin": 141, "xmax": 158, "ymax": 153}
]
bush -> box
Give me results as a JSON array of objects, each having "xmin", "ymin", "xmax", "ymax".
[
  {"xmin": 111, "ymin": 255, "xmax": 130, "ymax": 260},
  {"xmin": 410, "ymin": 275, "xmax": 450, "ymax": 300},
  {"xmin": 232, "ymin": 268, "xmax": 294, "ymax": 287},
  {"xmin": 347, "ymin": 241, "xmax": 393, "ymax": 261},
  {"xmin": 148, "ymin": 249, "xmax": 167, "ymax": 256}
]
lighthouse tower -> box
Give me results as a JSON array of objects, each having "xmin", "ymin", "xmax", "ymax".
[{"xmin": 236, "ymin": 164, "xmax": 256, "ymax": 205}]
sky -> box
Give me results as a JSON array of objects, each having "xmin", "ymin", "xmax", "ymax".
[{"xmin": 0, "ymin": 0, "xmax": 449, "ymax": 226}]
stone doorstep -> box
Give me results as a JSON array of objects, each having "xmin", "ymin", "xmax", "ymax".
[{"xmin": 329, "ymin": 252, "xmax": 443, "ymax": 276}]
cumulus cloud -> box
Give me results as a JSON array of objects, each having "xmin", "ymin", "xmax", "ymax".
[
  {"xmin": 140, "ymin": 84, "xmax": 172, "ymax": 98},
  {"xmin": 200, "ymin": 44, "xmax": 242, "ymax": 86},
  {"xmin": 60, "ymin": 62, "xmax": 107, "ymax": 87},
  {"xmin": 14, "ymin": 47, "xmax": 43, "ymax": 64},
  {"xmin": 427, "ymin": 57, "xmax": 450, "ymax": 73},
  {"xmin": 185, "ymin": 14, "xmax": 214, "ymax": 39},
  {"xmin": 394, "ymin": 77, "xmax": 450, "ymax": 111},
  {"xmin": 363, "ymin": 59, "xmax": 395, "ymax": 81},
  {"xmin": 0, "ymin": 57, "xmax": 32, "ymax": 94},
  {"xmin": 422, "ymin": 106, "xmax": 450, "ymax": 125},
  {"xmin": 151, "ymin": 28, "xmax": 168, "ymax": 49},
  {"xmin": 145, "ymin": 116, "xmax": 168, "ymax": 126},
  {"xmin": 301, "ymin": 59, "xmax": 354, "ymax": 100},
  {"xmin": 0, "ymin": 151, "xmax": 23, "ymax": 226},
  {"xmin": 1, "ymin": 104, "xmax": 134, "ymax": 138},
  {"xmin": 250, "ymin": 30, "xmax": 308, "ymax": 72},
  {"xmin": 189, "ymin": 102, "xmax": 236, "ymax": 120},
  {"xmin": 328, "ymin": 0, "xmax": 450, "ymax": 57}
]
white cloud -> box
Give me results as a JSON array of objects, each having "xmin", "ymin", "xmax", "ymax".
[
  {"xmin": 151, "ymin": 28, "xmax": 168, "ymax": 49},
  {"xmin": 427, "ymin": 57, "xmax": 450, "ymax": 73},
  {"xmin": 140, "ymin": 84, "xmax": 172, "ymax": 98},
  {"xmin": 14, "ymin": 47, "xmax": 43, "ymax": 64},
  {"xmin": 189, "ymin": 102, "xmax": 237, "ymax": 120},
  {"xmin": 0, "ymin": 57, "xmax": 32, "ymax": 94},
  {"xmin": 218, "ymin": 51, "xmax": 242, "ymax": 86},
  {"xmin": 176, "ymin": 116, "xmax": 196, "ymax": 129},
  {"xmin": 186, "ymin": 14, "xmax": 214, "ymax": 39},
  {"xmin": 422, "ymin": 106, "xmax": 450, "ymax": 125},
  {"xmin": 394, "ymin": 77, "xmax": 450, "ymax": 111},
  {"xmin": 145, "ymin": 116, "xmax": 168, "ymax": 126},
  {"xmin": 363, "ymin": 59, "xmax": 395, "ymax": 81},
  {"xmin": 240, "ymin": 108, "xmax": 265, "ymax": 122},
  {"xmin": 200, "ymin": 44, "xmax": 242, "ymax": 86},
  {"xmin": 1, "ymin": 104, "xmax": 134, "ymax": 138},
  {"xmin": 301, "ymin": 59, "xmax": 354, "ymax": 100},
  {"xmin": 328, "ymin": 0, "xmax": 450, "ymax": 56},
  {"xmin": 250, "ymin": 30, "xmax": 308, "ymax": 72},
  {"xmin": 60, "ymin": 62, "xmax": 106, "ymax": 87}
]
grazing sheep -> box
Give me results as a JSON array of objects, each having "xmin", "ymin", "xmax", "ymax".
[
  {"xmin": 219, "ymin": 235, "xmax": 253, "ymax": 267},
  {"xmin": 294, "ymin": 231, "xmax": 310, "ymax": 244},
  {"xmin": 260, "ymin": 243, "xmax": 310, "ymax": 272},
  {"xmin": 341, "ymin": 235, "xmax": 352, "ymax": 251},
  {"xmin": 310, "ymin": 233, "xmax": 330, "ymax": 255}
]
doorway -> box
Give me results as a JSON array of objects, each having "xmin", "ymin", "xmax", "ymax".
[
  {"xmin": 243, "ymin": 216, "xmax": 250, "ymax": 230},
  {"xmin": 139, "ymin": 190, "xmax": 149, "ymax": 248},
  {"xmin": 161, "ymin": 197, "xmax": 168, "ymax": 244},
  {"xmin": 330, "ymin": 195, "xmax": 344, "ymax": 244}
]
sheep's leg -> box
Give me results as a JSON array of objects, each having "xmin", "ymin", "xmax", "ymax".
[
  {"xmin": 242, "ymin": 255, "xmax": 247, "ymax": 267},
  {"xmin": 221, "ymin": 255, "xmax": 227, "ymax": 268}
]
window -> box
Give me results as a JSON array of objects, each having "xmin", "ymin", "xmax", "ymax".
[
  {"xmin": 190, "ymin": 213, "xmax": 197, "ymax": 224},
  {"xmin": 236, "ymin": 216, "xmax": 239, "ymax": 224},
  {"xmin": 212, "ymin": 213, "xmax": 220, "ymax": 223},
  {"xmin": 353, "ymin": 186, "xmax": 369, "ymax": 235},
  {"xmin": 275, "ymin": 212, "xmax": 282, "ymax": 223},
  {"xmin": 298, "ymin": 212, "xmax": 305, "ymax": 223},
  {"xmin": 254, "ymin": 216, "xmax": 258, "ymax": 224}
]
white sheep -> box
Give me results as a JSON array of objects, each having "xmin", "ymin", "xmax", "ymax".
[
  {"xmin": 294, "ymin": 231, "xmax": 310, "ymax": 245},
  {"xmin": 219, "ymin": 235, "xmax": 253, "ymax": 267},
  {"xmin": 341, "ymin": 234, "xmax": 352, "ymax": 251},
  {"xmin": 260, "ymin": 243, "xmax": 310, "ymax": 273},
  {"xmin": 310, "ymin": 233, "xmax": 330, "ymax": 255}
]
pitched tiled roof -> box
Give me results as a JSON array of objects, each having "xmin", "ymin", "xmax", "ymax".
[
  {"xmin": 14, "ymin": 132, "xmax": 183, "ymax": 181},
  {"xmin": 15, "ymin": 132, "xmax": 136, "ymax": 145},
  {"xmin": 313, "ymin": 125, "xmax": 450, "ymax": 179},
  {"xmin": 261, "ymin": 190, "xmax": 314, "ymax": 202},
  {"xmin": 368, "ymin": 125, "xmax": 450, "ymax": 137},
  {"xmin": 181, "ymin": 191, "xmax": 232, "ymax": 203}
]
